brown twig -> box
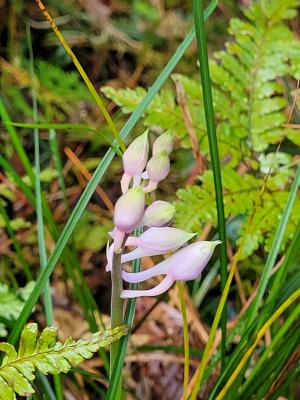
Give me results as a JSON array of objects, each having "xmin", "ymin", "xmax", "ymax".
[{"xmin": 64, "ymin": 147, "xmax": 114, "ymax": 214}]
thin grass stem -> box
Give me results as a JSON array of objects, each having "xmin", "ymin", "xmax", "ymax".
[
  {"xmin": 192, "ymin": 0, "xmax": 227, "ymax": 367},
  {"xmin": 27, "ymin": 24, "xmax": 63, "ymax": 399},
  {"xmin": 177, "ymin": 282, "xmax": 190, "ymax": 399}
]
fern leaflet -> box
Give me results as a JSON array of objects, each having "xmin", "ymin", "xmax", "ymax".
[{"xmin": 0, "ymin": 323, "xmax": 127, "ymax": 399}]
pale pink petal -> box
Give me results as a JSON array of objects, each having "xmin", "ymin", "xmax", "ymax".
[
  {"xmin": 114, "ymin": 187, "xmax": 145, "ymax": 232},
  {"xmin": 105, "ymin": 241, "xmax": 113, "ymax": 272},
  {"xmin": 122, "ymin": 131, "xmax": 149, "ymax": 176},
  {"xmin": 136, "ymin": 227, "xmax": 195, "ymax": 254},
  {"xmin": 121, "ymin": 248, "xmax": 144, "ymax": 264},
  {"xmin": 124, "ymin": 236, "xmax": 139, "ymax": 247},
  {"xmin": 133, "ymin": 174, "xmax": 142, "ymax": 188},
  {"xmin": 120, "ymin": 173, "xmax": 131, "ymax": 194},
  {"xmin": 143, "ymin": 180, "xmax": 158, "ymax": 193},
  {"xmin": 108, "ymin": 228, "xmax": 117, "ymax": 239},
  {"xmin": 122, "ymin": 258, "xmax": 169, "ymax": 283},
  {"xmin": 114, "ymin": 229, "xmax": 125, "ymax": 253},
  {"xmin": 168, "ymin": 241, "xmax": 221, "ymax": 281},
  {"xmin": 121, "ymin": 276, "xmax": 174, "ymax": 298}
]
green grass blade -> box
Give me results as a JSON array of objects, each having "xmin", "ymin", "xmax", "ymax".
[
  {"xmin": 263, "ymin": 218, "xmax": 300, "ymax": 321},
  {"xmin": 9, "ymin": 122, "xmax": 121, "ymax": 156},
  {"xmin": 239, "ymin": 302, "xmax": 300, "ymax": 397},
  {"xmin": 247, "ymin": 164, "xmax": 300, "ymax": 325},
  {"xmin": 192, "ymin": 0, "xmax": 227, "ymax": 367},
  {"xmin": 0, "ymin": 98, "xmax": 35, "ymax": 184},
  {"xmin": 0, "ymin": 155, "xmax": 36, "ymax": 203},
  {"xmin": 27, "ymin": 23, "xmax": 54, "ymax": 325},
  {"xmin": 9, "ymin": 121, "xmax": 98, "ymax": 132},
  {"xmin": 8, "ymin": 0, "xmax": 218, "ymax": 345},
  {"xmin": 27, "ymin": 24, "xmax": 63, "ymax": 399},
  {"xmin": 48, "ymin": 128, "xmax": 69, "ymax": 214},
  {"xmin": 215, "ymin": 288, "xmax": 300, "ymax": 399}
]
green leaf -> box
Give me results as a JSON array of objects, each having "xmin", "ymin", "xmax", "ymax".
[
  {"xmin": 0, "ymin": 283, "xmax": 35, "ymax": 323},
  {"xmin": 0, "ymin": 323, "xmax": 127, "ymax": 398},
  {"xmin": 175, "ymin": 165, "xmax": 299, "ymax": 258}
]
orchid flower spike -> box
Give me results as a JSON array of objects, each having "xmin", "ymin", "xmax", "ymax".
[
  {"xmin": 143, "ymin": 151, "xmax": 170, "ymax": 193},
  {"xmin": 121, "ymin": 130, "xmax": 149, "ymax": 193},
  {"xmin": 121, "ymin": 240, "xmax": 221, "ymax": 298},
  {"xmin": 153, "ymin": 131, "xmax": 174, "ymax": 156},
  {"xmin": 113, "ymin": 187, "xmax": 145, "ymax": 253},
  {"xmin": 106, "ymin": 227, "xmax": 195, "ymax": 271},
  {"xmin": 143, "ymin": 200, "xmax": 175, "ymax": 228}
]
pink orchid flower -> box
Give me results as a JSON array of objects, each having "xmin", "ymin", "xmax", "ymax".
[
  {"xmin": 121, "ymin": 131, "xmax": 149, "ymax": 193},
  {"xmin": 106, "ymin": 227, "xmax": 195, "ymax": 271},
  {"xmin": 142, "ymin": 200, "xmax": 175, "ymax": 228},
  {"xmin": 113, "ymin": 187, "xmax": 145, "ymax": 252},
  {"xmin": 152, "ymin": 131, "xmax": 174, "ymax": 155},
  {"xmin": 143, "ymin": 151, "xmax": 170, "ymax": 193},
  {"xmin": 121, "ymin": 241, "xmax": 221, "ymax": 298}
]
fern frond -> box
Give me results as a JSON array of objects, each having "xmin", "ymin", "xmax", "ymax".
[
  {"xmin": 0, "ymin": 323, "xmax": 127, "ymax": 399},
  {"xmin": 0, "ymin": 282, "xmax": 35, "ymax": 323},
  {"xmin": 175, "ymin": 166, "xmax": 300, "ymax": 258}
]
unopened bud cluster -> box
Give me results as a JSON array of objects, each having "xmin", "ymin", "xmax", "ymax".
[{"xmin": 107, "ymin": 130, "xmax": 220, "ymax": 298}]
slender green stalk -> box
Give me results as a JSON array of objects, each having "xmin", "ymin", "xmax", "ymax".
[
  {"xmin": 110, "ymin": 252, "xmax": 123, "ymax": 376},
  {"xmin": 106, "ymin": 255, "xmax": 141, "ymax": 400},
  {"xmin": 27, "ymin": 24, "xmax": 53, "ymax": 325},
  {"xmin": 27, "ymin": 24, "xmax": 63, "ymax": 399},
  {"xmin": 48, "ymin": 129, "xmax": 69, "ymax": 214},
  {"xmin": 8, "ymin": 0, "xmax": 218, "ymax": 345},
  {"xmin": 192, "ymin": 0, "xmax": 227, "ymax": 367},
  {"xmin": 177, "ymin": 282, "xmax": 190, "ymax": 399},
  {"xmin": 247, "ymin": 164, "xmax": 300, "ymax": 325}
]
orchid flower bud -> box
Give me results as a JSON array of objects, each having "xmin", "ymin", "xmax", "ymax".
[
  {"xmin": 153, "ymin": 131, "xmax": 174, "ymax": 156},
  {"xmin": 143, "ymin": 200, "xmax": 175, "ymax": 227},
  {"xmin": 113, "ymin": 187, "xmax": 145, "ymax": 252},
  {"xmin": 121, "ymin": 241, "xmax": 221, "ymax": 298},
  {"xmin": 121, "ymin": 130, "xmax": 149, "ymax": 193},
  {"xmin": 143, "ymin": 151, "xmax": 170, "ymax": 193},
  {"xmin": 105, "ymin": 227, "xmax": 195, "ymax": 271}
]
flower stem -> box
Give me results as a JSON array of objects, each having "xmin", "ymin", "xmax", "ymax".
[
  {"xmin": 177, "ymin": 282, "xmax": 190, "ymax": 399},
  {"xmin": 110, "ymin": 251, "xmax": 123, "ymax": 376}
]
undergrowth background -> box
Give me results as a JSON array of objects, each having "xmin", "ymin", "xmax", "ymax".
[{"xmin": 0, "ymin": 0, "xmax": 299, "ymax": 399}]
